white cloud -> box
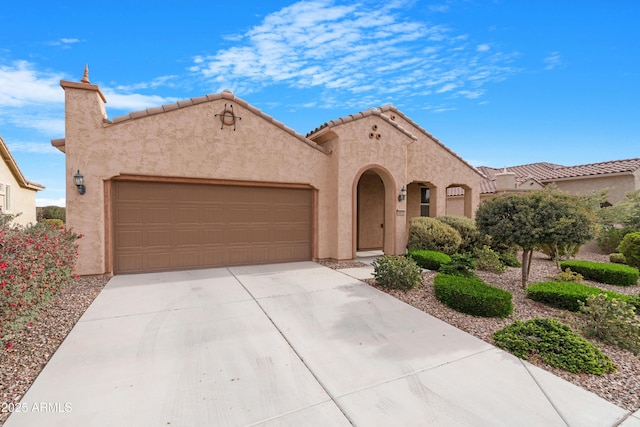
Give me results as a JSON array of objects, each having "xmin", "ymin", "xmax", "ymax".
[
  {"xmin": 100, "ymin": 89, "xmax": 179, "ymax": 111},
  {"xmin": 544, "ymin": 52, "xmax": 564, "ymax": 70},
  {"xmin": 114, "ymin": 75, "xmax": 178, "ymax": 92},
  {"xmin": 36, "ymin": 197, "xmax": 66, "ymax": 207},
  {"xmin": 192, "ymin": 0, "xmax": 518, "ymax": 105},
  {"xmin": 49, "ymin": 38, "xmax": 81, "ymax": 46},
  {"xmin": 0, "ymin": 60, "xmax": 180, "ymax": 134},
  {"xmin": 0, "ymin": 61, "xmax": 64, "ymax": 107},
  {"xmin": 6, "ymin": 141, "xmax": 59, "ymax": 154}
]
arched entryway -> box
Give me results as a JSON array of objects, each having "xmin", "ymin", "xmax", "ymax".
[
  {"xmin": 352, "ymin": 166, "xmax": 397, "ymax": 258},
  {"xmin": 357, "ymin": 171, "xmax": 385, "ymax": 250}
]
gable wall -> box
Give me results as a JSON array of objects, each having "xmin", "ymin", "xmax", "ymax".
[
  {"xmin": 64, "ymin": 88, "xmax": 333, "ymax": 275},
  {"xmin": 321, "ymin": 116, "xmax": 412, "ymax": 259},
  {"xmin": 396, "ymin": 116, "xmax": 483, "ymax": 217}
]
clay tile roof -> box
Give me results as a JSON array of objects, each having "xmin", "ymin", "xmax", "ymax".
[
  {"xmin": 105, "ymin": 92, "xmax": 330, "ymax": 154},
  {"xmin": 545, "ymin": 158, "xmax": 640, "ymax": 179},
  {"xmin": 478, "ymin": 158, "xmax": 640, "ymax": 195},
  {"xmin": 377, "ymin": 105, "xmax": 484, "ymax": 178},
  {"xmin": 305, "ymin": 105, "xmax": 418, "ymax": 142}
]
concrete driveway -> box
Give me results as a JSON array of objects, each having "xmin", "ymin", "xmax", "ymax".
[{"xmin": 4, "ymin": 262, "xmax": 636, "ymax": 426}]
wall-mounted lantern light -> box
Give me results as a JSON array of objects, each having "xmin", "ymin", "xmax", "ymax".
[
  {"xmin": 73, "ymin": 170, "xmax": 86, "ymax": 195},
  {"xmin": 398, "ymin": 186, "xmax": 406, "ymax": 202}
]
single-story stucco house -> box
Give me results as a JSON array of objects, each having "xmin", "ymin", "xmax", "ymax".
[
  {"xmin": 52, "ymin": 69, "xmax": 485, "ymax": 276},
  {"xmin": 0, "ymin": 135, "xmax": 45, "ymax": 225}
]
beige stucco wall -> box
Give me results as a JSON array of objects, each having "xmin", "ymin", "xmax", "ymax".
[
  {"xmin": 401, "ymin": 123, "xmax": 483, "ymax": 218},
  {"xmin": 0, "ymin": 163, "xmax": 38, "ymax": 225},
  {"xmin": 62, "ymin": 82, "xmax": 484, "ymax": 274},
  {"xmin": 550, "ymin": 174, "xmax": 638, "ymax": 205},
  {"xmin": 63, "ymin": 85, "xmax": 334, "ymax": 275},
  {"xmin": 315, "ymin": 115, "xmax": 413, "ymax": 259}
]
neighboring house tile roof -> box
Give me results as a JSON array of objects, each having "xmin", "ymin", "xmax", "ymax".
[
  {"xmin": 476, "ymin": 158, "xmax": 640, "ymax": 195},
  {"xmin": 0, "ymin": 135, "xmax": 45, "ymax": 191}
]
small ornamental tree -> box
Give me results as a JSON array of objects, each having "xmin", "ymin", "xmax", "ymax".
[{"xmin": 476, "ymin": 189, "xmax": 595, "ymax": 288}]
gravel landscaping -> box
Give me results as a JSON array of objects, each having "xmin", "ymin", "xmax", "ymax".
[
  {"xmin": 1, "ymin": 252, "xmax": 638, "ymax": 426},
  {"xmin": 0, "ymin": 276, "xmax": 108, "ymax": 426},
  {"xmin": 363, "ymin": 251, "xmax": 640, "ymax": 413}
]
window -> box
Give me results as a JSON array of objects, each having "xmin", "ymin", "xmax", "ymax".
[
  {"xmin": 420, "ymin": 187, "xmax": 430, "ymax": 217},
  {"xmin": 4, "ymin": 185, "xmax": 10, "ymax": 212}
]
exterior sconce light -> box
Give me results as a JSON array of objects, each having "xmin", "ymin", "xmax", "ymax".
[
  {"xmin": 398, "ymin": 186, "xmax": 406, "ymax": 202},
  {"xmin": 73, "ymin": 170, "xmax": 86, "ymax": 195}
]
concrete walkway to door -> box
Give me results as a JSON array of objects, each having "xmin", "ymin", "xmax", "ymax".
[{"xmin": 4, "ymin": 262, "xmax": 637, "ymax": 426}]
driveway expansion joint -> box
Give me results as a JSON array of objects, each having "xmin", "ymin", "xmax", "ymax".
[{"xmin": 227, "ymin": 267, "xmax": 356, "ymax": 426}]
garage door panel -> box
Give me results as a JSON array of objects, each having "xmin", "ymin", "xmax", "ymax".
[
  {"xmin": 147, "ymin": 252, "xmax": 173, "ymax": 271},
  {"xmin": 115, "ymin": 253, "xmax": 143, "ymax": 274},
  {"xmin": 147, "ymin": 229, "xmax": 171, "ymax": 247},
  {"xmin": 116, "ymin": 230, "xmax": 143, "ymax": 248},
  {"xmin": 113, "ymin": 181, "xmax": 312, "ymax": 274},
  {"xmin": 147, "ymin": 207, "xmax": 171, "ymax": 224}
]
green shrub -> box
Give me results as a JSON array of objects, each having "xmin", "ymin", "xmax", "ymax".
[
  {"xmin": 372, "ymin": 255, "xmax": 422, "ymax": 291},
  {"xmin": 526, "ymin": 281, "xmax": 640, "ymax": 312},
  {"xmin": 433, "ymin": 273, "xmax": 513, "ymax": 318},
  {"xmin": 473, "ymin": 245, "xmax": 506, "ymax": 273},
  {"xmin": 498, "ymin": 250, "xmax": 522, "ymax": 267},
  {"xmin": 537, "ymin": 243, "xmax": 579, "ymax": 261},
  {"xmin": 555, "ymin": 268, "xmax": 583, "ymax": 282},
  {"xmin": 597, "ymin": 227, "xmax": 626, "ymax": 254},
  {"xmin": 619, "ymin": 231, "xmax": 640, "ymax": 268},
  {"xmin": 407, "ymin": 217, "xmax": 461, "ymax": 255},
  {"xmin": 37, "ymin": 205, "xmax": 66, "ymax": 222},
  {"xmin": 42, "ymin": 218, "xmax": 64, "ymax": 228},
  {"xmin": 493, "ymin": 318, "xmax": 614, "ymax": 375},
  {"xmin": 436, "ymin": 215, "xmax": 487, "ymax": 253},
  {"xmin": 560, "ymin": 260, "xmax": 639, "ymax": 286},
  {"xmin": 439, "ymin": 253, "xmax": 476, "ymax": 278},
  {"xmin": 407, "ymin": 249, "xmax": 450, "ymax": 271},
  {"xmin": 609, "ymin": 253, "xmax": 627, "ymax": 264},
  {"xmin": 579, "ymin": 294, "xmax": 640, "ymax": 355}
]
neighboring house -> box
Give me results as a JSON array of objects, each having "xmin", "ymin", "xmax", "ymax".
[
  {"xmin": 446, "ymin": 159, "xmax": 640, "ymax": 214},
  {"xmin": 53, "ymin": 69, "xmax": 485, "ymax": 276},
  {"xmin": 0, "ymin": 135, "xmax": 45, "ymax": 225}
]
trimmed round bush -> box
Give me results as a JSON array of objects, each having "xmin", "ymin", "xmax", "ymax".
[
  {"xmin": 436, "ymin": 215, "xmax": 487, "ymax": 253},
  {"xmin": 372, "ymin": 255, "xmax": 422, "ymax": 291},
  {"xmin": 473, "ymin": 245, "xmax": 506, "ymax": 273},
  {"xmin": 407, "ymin": 217, "xmax": 461, "ymax": 255},
  {"xmin": 493, "ymin": 318, "xmax": 614, "ymax": 375},
  {"xmin": 597, "ymin": 227, "xmax": 626, "ymax": 254},
  {"xmin": 619, "ymin": 231, "xmax": 640, "ymax": 268},
  {"xmin": 407, "ymin": 249, "xmax": 450, "ymax": 271},
  {"xmin": 526, "ymin": 281, "xmax": 640, "ymax": 312},
  {"xmin": 610, "ymin": 253, "xmax": 627, "ymax": 265},
  {"xmin": 433, "ymin": 273, "xmax": 513, "ymax": 318},
  {"xmin": 559, "ymin": 260, "xmax": 639, "ymax": 286}
]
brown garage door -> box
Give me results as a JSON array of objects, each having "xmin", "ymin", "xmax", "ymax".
[{"xmin": 113, "ymin": 181, "xmax": 313, "ymax": 274}]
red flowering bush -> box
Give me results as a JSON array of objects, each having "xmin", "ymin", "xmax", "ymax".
[{"xmin": 0, "ymin": 215, "xmax": 80, "ymax": 349}]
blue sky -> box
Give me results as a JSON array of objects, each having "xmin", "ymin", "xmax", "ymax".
[{"xmin": 1, "ymin": 0, "xmax": 638, "ymax": 207}]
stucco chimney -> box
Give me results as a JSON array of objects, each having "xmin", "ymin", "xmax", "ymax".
[{"xmin": 495, "ymin": 168, "xmax": 516, "ymax": 192}]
